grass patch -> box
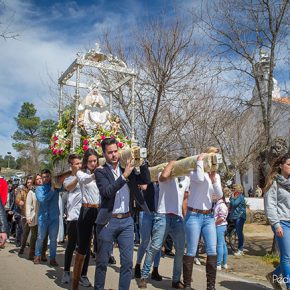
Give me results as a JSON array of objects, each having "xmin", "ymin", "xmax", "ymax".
[{"xmin": 262, "ymin": 253, "xmax": 279, "ymax": 267}]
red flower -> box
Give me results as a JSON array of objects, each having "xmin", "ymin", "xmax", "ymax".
[
  {"xmin": 83, "ymin": 139, "xmax": 89, "ymax": 145},
  {"xmin": 53, "ymin": 135, "xmax": 58, "ymax": 141},
  {"xmin": 118, "ymin": 142, "xmax": 124, "ymax": 148},
  {"xmin": 101, "ymin": 135, "xmax": 105, "ymax": 140},
  {"xmin": 83, "ymin": 145, "xmax": 89, "ymax": 151},
  {"xmin": 59, "ymin": 149, "xmax": 63, "ymax": 155},
  {"xmin": 97, "ymin": 142, "xmax": 101, "ymax": 147},
  {"xmin": 52, "ymin": 149, "xmax": 58, "ymax": 155}
]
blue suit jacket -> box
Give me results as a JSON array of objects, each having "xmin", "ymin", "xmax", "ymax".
[{"xmin": 95, "ymin": 162, "xmax": 151, "ymax": 225}]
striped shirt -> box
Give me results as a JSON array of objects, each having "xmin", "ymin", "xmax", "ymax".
[{"xmin": 214, "ymin": 199, "xmax": 228, "ymax": 226}]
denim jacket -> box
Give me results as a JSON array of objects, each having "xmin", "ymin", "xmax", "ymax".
[
  {"xmin": 229, "ymin": 193, "xmax": 246, "ymax": 220},
  {"xmin": 36, "ymin": 183, "xmax": 60, "ymax": 222}
]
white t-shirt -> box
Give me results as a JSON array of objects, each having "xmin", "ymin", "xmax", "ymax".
[
  {"xmin": 157, "ymin": 175, "xmax": 190, "ymax": 217},
  {"xmin": 76, "ymin": 170, "xmax": 100, "ymax": 205},
  {"xmin": 63, "ymin": 175, "xmax": 82, "ymax": 221}
]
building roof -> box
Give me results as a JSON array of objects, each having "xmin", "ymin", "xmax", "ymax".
[{"xmin": 272, "ymin": 97, "xmax": 290, "ymax": 106}]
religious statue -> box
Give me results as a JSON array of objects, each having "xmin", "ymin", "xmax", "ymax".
[{"xmin": 78, "ymin": 87, "xmax": 111, "ymax": 133}]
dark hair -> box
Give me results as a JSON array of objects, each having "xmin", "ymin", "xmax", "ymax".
[
  {"xmin": 24, "ymin": 176, "xmax": 33, "ymax": 188},
  {"xmin": 68, "ymin": 153, "xmax": 82, "ymax": 164},
  {"xmin": 41, "ymin": 169, "xmax": 51, "ymax": 175},
  {"xmin": 264, "ymin": 153, "xmax": 290, "ymax": 192},
  {"xmin": 101, "ymin": 137, "xmax": 118, "ymax": 153},
  {"xmin": 82, "ymin": 149, "xmax": 99, "ymax": 170},
  {"xmin": 177, "ymin": 156, "xmax": 186, "ymax": 161}
]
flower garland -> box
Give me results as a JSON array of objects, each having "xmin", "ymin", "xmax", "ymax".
[
  {"xmin": 77, "ymin": 126, "xmax": 131, "ymax": 156},
  {"xmin": 50, "ymin": 129, "xmax": 71, "ymax": 157},
  {"xmin": 50, "ymin": 123, "xmax": 131, "ymax": 160}
]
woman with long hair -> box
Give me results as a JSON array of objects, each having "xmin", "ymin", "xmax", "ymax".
[
  {"xmin": 264, "ymin": 153, "xmax": 290, "ymax": 290},
  {"xmin": 25, "ymin": 174, "xmax": 48, "ymax": 260},
  {"xmin": 71, "ymin": 149, "xmax": 100, "ymax": 290},
  {"xmin": 183, "ymin": 147, "xmax": 223, "ymax": 290},
  {"xmin": 229, "ymin": 184, "xmax": 246, "ymax": 256},
  {"xmin": 17, "ymin": 177, "xmax": 33, "ymax": 254},
  {"xmin": 214, "ymin": 195, "xmax": 228, "ymax": 270}
]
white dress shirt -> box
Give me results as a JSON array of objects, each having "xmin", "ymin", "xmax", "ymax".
[
  {"xmin": 107, "ymin": 163, "xmax": 130, "ymax": 214},
  {"xmin": 76, "ymin": 169, "xmax": 100, "ymax": 205},
  {"xmin": 63, "ymin": 175, "xmax": 82, "ymax": 221}
]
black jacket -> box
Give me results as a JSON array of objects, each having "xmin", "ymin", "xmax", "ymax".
[{"xmin": 95, "ymin": 163, "xmax": 151, "ymax": 225}]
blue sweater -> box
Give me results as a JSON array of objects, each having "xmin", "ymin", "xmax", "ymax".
[
  {"xmin": 229, "ymin": 193, "xmax": 246, "ymax": 220},
  {"xmin": 36, "ymin": 183, "xmax": 60, "ymax": 222}
]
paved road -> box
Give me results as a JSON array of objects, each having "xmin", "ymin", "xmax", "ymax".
[{"xmin": 0, "ymin": 242, "xmax": 272, "ymax": 290}]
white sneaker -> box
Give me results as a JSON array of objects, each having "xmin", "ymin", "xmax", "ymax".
[
  {"xmin": 79, "ymin": 276, "xmax": 91, "ymax": 287},
  {"xmin": 234, "ymin": 250, "xmax": 244, "ymax": 256},
  {"xmin": 194, "ymin": 257, "xmax": 201, "ymax": 265},
  {"xmin": 217, "ymin": 265, "xmax": 222, "ymax": 271},
  {"xmin": 61, "ymin": 271, "xmax": 70, "ymax": 284},
  {"xmin": 222, "ymin": 264, "xmax": 228, "ymax": 269}
]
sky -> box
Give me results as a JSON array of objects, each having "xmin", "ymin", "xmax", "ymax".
[
  {"xmin": 0, "ymin": 0, "xmax": 193, "ymax": 158},
  {"xmin": 0, "ymin": 0, "xmax": 289, "ymax": 159}
]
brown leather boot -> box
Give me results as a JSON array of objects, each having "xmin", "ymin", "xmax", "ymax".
[
  {"xmin": 28, "ymin": 248, "xmax": 35, "ymax": 260},
  {"xmin": 206, "ymin": 255, "xmax": 217, "ymax": 290},
  {"xmin": 33, "ymin": 256, "xmax": 41, "ymax": 264},
  {"xmin": 71, "ymin": 253, "xmax": 85, "ymax": 290},
  {"xmin": 183, "ymin": 255, "xmax": 194, "ymax": 290}
]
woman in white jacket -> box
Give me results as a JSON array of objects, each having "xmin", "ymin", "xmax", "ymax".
[{"xmin": 25, "ymin": 174, "xmax": 47, "ymax": 260}]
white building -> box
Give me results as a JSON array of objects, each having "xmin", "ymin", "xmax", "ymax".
[{"xmin": 235, "ymin": 51, "xmax": 290, "ymax": 195}]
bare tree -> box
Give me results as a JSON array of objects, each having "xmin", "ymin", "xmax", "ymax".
[
  {"xmin": 200, "ymin": 0, "xmax": 290, "ymax": 149},
  {"xmin": 0, "ymin": 0, "xmax": 19, "ymax": 40},
  {"xmin": 99, "ymin": 15, "xmax": 206, "ymax": 164}
]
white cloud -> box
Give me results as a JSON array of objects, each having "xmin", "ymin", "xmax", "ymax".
[{"xmin": 0, "ymin": 0, "xmax": 146, "ymax": 157}]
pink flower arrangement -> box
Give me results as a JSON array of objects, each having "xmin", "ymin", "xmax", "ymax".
[{"xmin": 83, "ymin": 145, "xmax": 89, "ymax": 151}]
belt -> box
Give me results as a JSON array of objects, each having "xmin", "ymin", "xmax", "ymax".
[
  {"xmin": 111, "ymin": 212, "xmax": 131, "ymax": 219},
  {"xmin": 166, "ymin": 213, "xmax": 178, "ymax": 217},
  {"xmin": 82, "ymin": 203, "xmax": 100, "ymax": 208},
  {"xmin": 188, "ymin": 207, "xmax": 212, "ymax": 215}
]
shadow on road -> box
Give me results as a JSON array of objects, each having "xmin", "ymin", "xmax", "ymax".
[{"xmin": 220, "ymin": 280, "xmax": 271, "ymax": 290}]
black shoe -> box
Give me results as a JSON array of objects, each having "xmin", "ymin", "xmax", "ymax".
[
  {"xmin": 165, "ymin": 251, "xmax": 175, "ymax": 257},
  {"xmin": 16, "ymin": 242, "xmax": 21, "ymax": 247},
  {"xmin": 108, "ymin": 256, "xmax": 116, "ymax": 265},
  {"xmin": 172, "ymin": 281, "xmax": 185, "ymax": 289},
  {"xmin": 18, "ymin": 248, "xmax": 24, "ymax": 255},
  {"xmin": 135, "ymin": 264, "xmax": 141, "ymax": 278},
  {"xmin": 151, "ymin": 267, "xmax": 162, "ymax": 281}
]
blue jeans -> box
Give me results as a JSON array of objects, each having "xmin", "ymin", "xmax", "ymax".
[
  {"xmin": 141, "ymin": 213, "xmax": 185, "ymax": 282},
  {"xmin": 136, "ymin": 211, "xmax": 161, "ymax": 267},
  {"xmin": 216, "ymin": 225, "xmax": 228, "ymax": 266},
  {"xmin": 234, "ymin": 218, "xmax": 245, "ymax": 251},
  {"xmin": 94, "ymin": 217, "xmax": 134, "ymax": 290},
  {"xmin": 272, "ymin": 221, "xmax": 290, "ymax": 290},
  {"xmin": 35, "ymin": 218, "xmax": 59, "ymax": 259},
  {"xmin": 184, "ymin": 212, "xmax": 217, "ymax": 256}
]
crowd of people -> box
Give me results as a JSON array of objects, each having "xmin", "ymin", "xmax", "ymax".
[{"xmin": 0, "ymin": 142, "xmax": 289, "ymax": 290}]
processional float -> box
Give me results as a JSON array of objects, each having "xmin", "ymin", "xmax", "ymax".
[{"xmin": 52, "ymin": 44, "xmax": 223, "ymax": 180}]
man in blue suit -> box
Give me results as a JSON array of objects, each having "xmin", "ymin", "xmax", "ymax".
[{"xmin": 94, "ymin": 138, "xmax": 150, "ymax": 290}]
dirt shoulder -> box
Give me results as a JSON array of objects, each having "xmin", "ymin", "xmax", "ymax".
[{"xmin": 199, "ymin": 223, "xmax": 276, "ymax": 282}]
